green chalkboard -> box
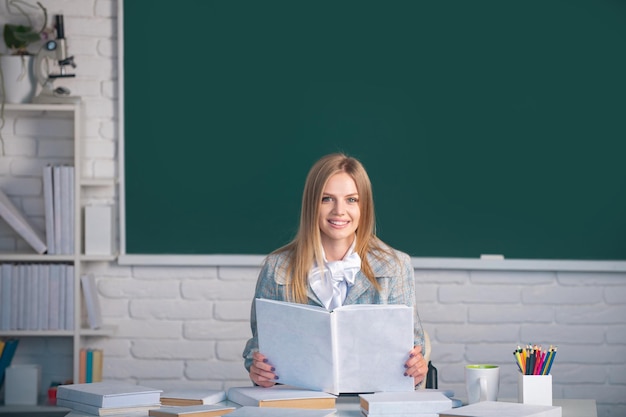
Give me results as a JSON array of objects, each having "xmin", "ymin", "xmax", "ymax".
[{"xmin": 123, "ymin": 1, "xmax": 626, "ymax": 259}]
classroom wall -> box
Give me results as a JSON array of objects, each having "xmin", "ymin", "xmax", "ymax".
[{"xmin": 1, "ymin": 1, "xmax": 625, "ymax": 416}]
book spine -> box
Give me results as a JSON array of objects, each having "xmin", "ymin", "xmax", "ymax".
[
  {"xmin": 43, "ymin": 165, "xmax": 56, "ymax": 254},
  {"xmin": 79, "ymin": 348, "xmax": 87, "ymax": 384},
  {"xmin": 92, "ymin": 349, "xmax": 103, "ymax": 382},
  {"xmin": 86, "ymin": 349, "xmax": 94, "ymax": 383}
]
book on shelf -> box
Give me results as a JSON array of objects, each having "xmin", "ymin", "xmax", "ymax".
[
  {"xmin": 0, "ymin": 338, "xmax": 19, "ymax": 388},
  {"xmin": 56, "ymin": 381, "xmax": 162, "ymax": 408},
  {"xmin": 79, "ymin": 348, "xmax": 87, "ymax": 383},
  {"xmin": 66, "ymin": 264, "xmax": 75, "ymax": 330},
  {"xmin": 227, "ymin": 385, "xmax": 336, "ymax": 409},
  {"xmin": 149, "ymin": 404, "xmax": 236, "ymax": 417},
  {"xmin": 81, "ymin": 274, "xmax": 103, "ymax": 329},
  {"xmin": 0, "ymin": 186, "xmax": 46, "ymax": 254},
  {"xmin": 67, "ymin": 165, "xmax": 75, "ymax": 253},
  {"xmin": 43, "ymin": 164, "xmax": 56, "ymax": 253},
  {"xmin": 59, "ymin": 165, "xmax": 74, "ymax": 254},
  {"xmin": 0, "ymin": 264, "xmax": 11, "ymax": 330},
  {"xmin": 48, "ymin": 264, "xmax": 62, "ymax": 330},
  {"xmin": 226, "ymin": 406, "xmax": 336, "ymax": 417},
  {"xmin": 255, "ymin": 298, "xmax": 414, "ymax": 394},
  {"xmin": 161, "ymin": 388, "xmax": 227, "ymax": 406},
  {"xmin": 359, "ymin": 390, "xmax": 453, "ymax": 416},
  {"xmin": 86, "ymin": 349, "xmax": 94, "ymax": 383},
  {"xmin": 37, "ymin": 264, "xmax": 50, "ymax": 330},
  {"xmin": 52, "ymin": 165, "xmax": 63, "ymax": 253},
  {"xmin": 56, "ymin": 397, "xmax": 160, "ymax": 416},
  {"xmin": 438, "ymin": 401, "xmax": 562, "ymax": 417},
  {"xmin": 92, "ymin": 348, "xmax": 104, "ymax": 382}
]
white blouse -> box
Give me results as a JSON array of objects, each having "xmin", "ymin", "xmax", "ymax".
[{"xmin": 308, "ymin": 241, "xmax": 362, "ymax": 310}]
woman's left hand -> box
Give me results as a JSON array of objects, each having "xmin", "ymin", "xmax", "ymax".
[{"xmin": 404, "ymin": 345, "xmax": 428, "ymax": 386}]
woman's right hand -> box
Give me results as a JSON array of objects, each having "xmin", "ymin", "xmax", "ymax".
[{"xmin": 249, "ymin": 351, "xmax": 279, "ymax": 387}]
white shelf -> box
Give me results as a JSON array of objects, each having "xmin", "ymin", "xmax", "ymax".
[{"xmin": 0, "ymin": 103, "xmax": 116, "ymax": 385}]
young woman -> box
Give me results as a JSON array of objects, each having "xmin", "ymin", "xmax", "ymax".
[{"xmin": 242, "ymin": 153, "xmax": 427, "ymax": 388}]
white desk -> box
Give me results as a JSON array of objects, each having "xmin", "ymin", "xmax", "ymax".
[
  {"xmin": 9, "ymin": 396, "xmax": 594, "ymax": 417},
  {"xmin": 335, "ymin": 395, "xmax": 597, "ymax": 417}
]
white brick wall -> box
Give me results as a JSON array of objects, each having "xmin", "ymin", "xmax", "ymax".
[{"xmin": 1, "ymin": 1, "xmax": 625, "ymax": 416}]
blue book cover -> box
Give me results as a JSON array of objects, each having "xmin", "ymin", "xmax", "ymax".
[{"xmin": 0, "ymin": 338, "xmax": 20, "ymax": 387}]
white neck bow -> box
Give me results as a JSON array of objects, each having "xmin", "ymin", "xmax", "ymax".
[{"xmin": 308, "ymin": 247, "xmax": 361, "ymax": 310}]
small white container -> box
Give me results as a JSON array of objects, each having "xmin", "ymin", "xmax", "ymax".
[
  {"xmin": 5, "ymin": 364, "xmax": 41, "ymax": 405},
  {"xmin": 518, "ymin": 373, "xmax": 552, "ymax": 406}
]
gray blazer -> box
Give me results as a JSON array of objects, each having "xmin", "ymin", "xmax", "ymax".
[{"xmin": 242, "ymin": 245, "xmax": 424, "ymax": 371}]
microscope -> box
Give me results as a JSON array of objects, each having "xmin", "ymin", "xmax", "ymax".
[{"xmin": 32, "ymin": 14, "xmax": 80, "ymax": 104}]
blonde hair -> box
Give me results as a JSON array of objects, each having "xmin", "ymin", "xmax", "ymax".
[{"xmin": 273, "ymin": 153, "xmax": 395, "ymax": 303}]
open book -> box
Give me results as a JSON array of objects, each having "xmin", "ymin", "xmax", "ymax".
[{"xmin": 256, "ymin": 298, "xmax": 415, "ymax": 394}]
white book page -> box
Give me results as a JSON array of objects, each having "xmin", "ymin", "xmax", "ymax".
[
  {"xmin": 334, "ymin": 304, "xmax": 414, "ymax": 393},
  {"xmin": 256, "ymin": 299, "xmax": 336, "ymax": 393}
]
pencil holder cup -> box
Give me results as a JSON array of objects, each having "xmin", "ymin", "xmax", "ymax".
[{"xmin": 518, "ymin": 373, "xmax": 552, "ymax": 406}]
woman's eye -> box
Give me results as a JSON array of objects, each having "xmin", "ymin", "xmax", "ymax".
[
  {"xmin": 347, "ymin": 197, "xmax": 358, "ymax": 203},
  {"xmin": 322, "ymin": 196, "xmax": 333, "ymax": 202}
]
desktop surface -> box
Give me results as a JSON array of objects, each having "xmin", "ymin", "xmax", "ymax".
[{"xmin": 0, "ymin": 395, "xmax": 595, "ymax": 417}]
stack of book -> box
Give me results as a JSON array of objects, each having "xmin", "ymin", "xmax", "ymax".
[
  {"xmin": 56, "ymin": 381, "xmax": 162, "ymax": 416},
  {"xmin": 227, "ymin": 385, "xmax": 336, "ymax": 410},
  {"xmin": 359, "ymin": 390, "xmax": 454, "ymax": 417}
]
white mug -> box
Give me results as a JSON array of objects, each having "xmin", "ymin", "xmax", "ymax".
[{"xmin": 465, "ymin": 364, "xmax": 499, "ymax": 404}]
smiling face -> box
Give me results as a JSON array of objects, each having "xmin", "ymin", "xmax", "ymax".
[{"xmin": 318, "ymin": 172, "xmax": 361, "ymax": 258}]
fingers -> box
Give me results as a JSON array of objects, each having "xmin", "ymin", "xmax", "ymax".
[
  {"xmin": 404, "ymin": 345, "xmax": 428, "ymax": 385},
  {"xmin": 249, "ymin": 352, "xmax": 279, "ymax": 387}
]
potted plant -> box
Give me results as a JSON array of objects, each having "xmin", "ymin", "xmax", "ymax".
[{"xmin": 1, "ymin": 0, "xmax": 49, "ymax": 103}]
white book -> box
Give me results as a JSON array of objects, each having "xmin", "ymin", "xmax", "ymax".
[
  {"xmin": 56, "ymin": 397, "xmax": 160, "ymax": 416},
  {"xmin": 60, "ymin": 165, "xmax": 71, "ymax": 254},
  {"xmin": 43, "ymin": 164, "xmax": 56, "ymax": 254},
  {"xmin": 56, "ymin": 381, "xmax": 163, "ymax": 408},
  {"xmin": 48, "ymin": 264, "xmax": 61, "ymax": 330},
  {"xmin": 360, "ymin": 391, "xmax": 453, "ymax": 415},
  {"xmin": 0, "ymin": 187, "xmax": 46, "ymax": 254},
  {"xmin": 256, "ymin": 298, "xmax": 414, "ymax": 394},
  {"xmin": 59, "ymin": 264, "xmax": 67, "ymax": 330},
  {"xmin": 67, "ymin": 166, "xmax": 75, "ymax": 254},
  {"xmin": 65, "ymin": 265, "xmax": 75, "ymax": 330},
  {"xmin": 53, "ymin": 165, "xmax": 63, "ymax": 253},
  {"xmin": 228, "ymin": 406, "xmax": 336, "ymax": 417},
  {"xmin": 0, "ymin": 264, "xmax": 11, "ymax": 330},
  {"xmin": 38, "ymin": 264, "xmax": 50, "ymax": 330},
  {"xmin": 27, "ymin": 264, "xmax": 38, "ymax": 330},
  {"xmin": 10, "ymin": 265, "xmax": 19, "ymax": 330},
  {"xmin": 438, "ymin": 401, "xmax": 562, "ymax": 417},
  {"xmin": 227, "ymin": 385, "xmax": 336, "ymax": 409},
  {"xmin": 17, "ymin": 265, "xmax": 26, "ymax": 330},
  {"xmin": 160, "ymin": 389, "xmax": 227, "ymax": 406},
  {"xmin": 81, "ymin": 274, "xmax": 103, "ymax": 329}
]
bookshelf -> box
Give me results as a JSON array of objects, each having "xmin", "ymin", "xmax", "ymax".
[{"xmin": 0, "ymin": 103, "xmax": 116, "ymax": 389}]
